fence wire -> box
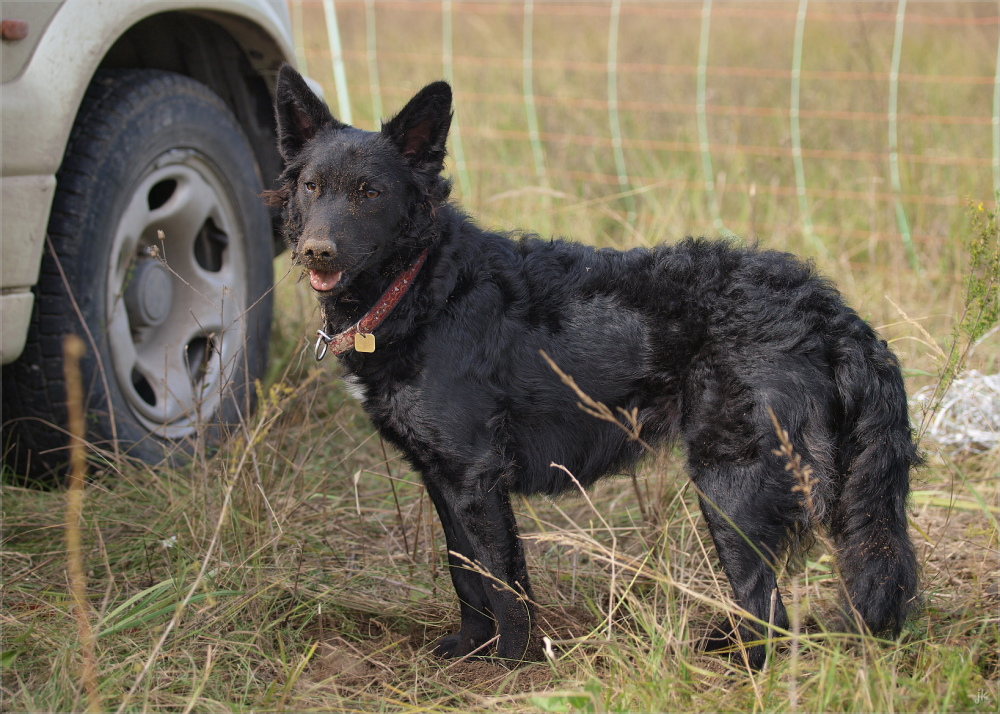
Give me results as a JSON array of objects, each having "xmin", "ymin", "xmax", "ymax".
[{"xmin": 290, "ymin": 0, "xmax": 998, "ymax": 269}]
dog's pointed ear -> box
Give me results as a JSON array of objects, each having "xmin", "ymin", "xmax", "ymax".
[
  {"xmin": 275, "ymin": 64, "xmax": 345, "ymax": 160},
  {"xmin": 381, "ymin": 81, "xmax": 452, "ymax": 173}
]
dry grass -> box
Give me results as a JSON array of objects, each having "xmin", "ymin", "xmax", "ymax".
[
  {"xmin": 2, "ymin": 1, "xmax": 999, "ymax": 711},
  {"xmin": 1, "ymin": 330, "xmax": 996, "ymax": 710},
  {"xmin": 1, "ymin": 256, "xmax": 997, "ymax": 710}
]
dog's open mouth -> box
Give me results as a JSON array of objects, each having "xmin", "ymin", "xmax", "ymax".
[{"xmin": 309, "ymin": 269, "xmax": 343, "ymax": 292}]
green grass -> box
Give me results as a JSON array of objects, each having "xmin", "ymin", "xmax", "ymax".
[{"xmin": 2, "ymin": 2, "xmax": 998, "ymax": 711}]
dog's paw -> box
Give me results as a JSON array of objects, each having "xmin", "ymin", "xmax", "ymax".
[
  {"xmin": 700, "ymin": 625, "xmax": 738, "ymax": 654},
  {"xmin": 430, "ymin": 633, "xmax": 465, "ymax": 658},
  {"xmin": 700, "ymin": 625, "xmax": 766, "ymax": 670},
  {"xmin": 496, "ymin": 635, "xmax": 545, "ymax": 665},
  {"xmin": 430, "ymin": 632, "xmax": 493, "ymax": 659}
]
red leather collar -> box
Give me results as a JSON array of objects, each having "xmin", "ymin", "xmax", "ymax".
[{"xmin": 315, "ymin": 248, "xmax": 429, "ymax": 360}]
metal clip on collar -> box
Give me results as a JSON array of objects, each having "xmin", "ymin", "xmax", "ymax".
[{"xmin": 315, "ymin": 329, "xmax": 334, "ymax": 362}]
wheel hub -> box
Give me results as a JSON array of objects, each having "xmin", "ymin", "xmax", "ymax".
[
  {"xmin": 124, "ymin": 257, "xmax": 173, "ymax": 327},
  {"xmin": 107, "ymin": 153, "xmax": 248, "ymax": 435}
]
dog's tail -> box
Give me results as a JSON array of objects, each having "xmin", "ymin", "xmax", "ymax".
[{"xmin": 829, "ymin": 313, "xmax": 919, "ymax": 636}]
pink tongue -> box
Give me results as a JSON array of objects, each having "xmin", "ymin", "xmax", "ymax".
[{"xmin": 309, "ymin": 269, "xmax": 342, "ymax": 292}]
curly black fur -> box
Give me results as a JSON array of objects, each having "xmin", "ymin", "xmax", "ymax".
[{"xmin": 272, "ymin": 65, "xmax": 919, "ymax": 669}]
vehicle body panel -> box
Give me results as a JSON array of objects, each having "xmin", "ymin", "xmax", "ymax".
[{"xmin": 1, "ymin": 0, "xmax": 295, "ymax": 363}]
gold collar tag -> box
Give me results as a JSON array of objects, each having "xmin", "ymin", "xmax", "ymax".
[{"xmin": 354, "ymin": 332, "xmax": 376, "ymax": 353}]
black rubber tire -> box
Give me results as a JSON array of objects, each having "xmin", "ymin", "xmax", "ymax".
[{"xmin": 1, "ymin": 69, "xmax": 273, "ymax": 483}]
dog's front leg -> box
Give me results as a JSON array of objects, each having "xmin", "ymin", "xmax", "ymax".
[
  {"xmin": 424, "ymin": 478, "xmax": 499, "ymax": 658},
  {"xmin": 424, "ymin": 472, "xmax": 538, "ymax": 664}
]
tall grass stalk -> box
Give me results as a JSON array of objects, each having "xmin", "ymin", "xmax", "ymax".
[{"xmin": 62, "ymin": 334, "xmax": 100, "ymax": 713}]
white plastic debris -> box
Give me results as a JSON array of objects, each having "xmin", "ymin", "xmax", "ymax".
[{"xmin": 912, "ymin": 371, "xmax": 1000, "ymax": 455}]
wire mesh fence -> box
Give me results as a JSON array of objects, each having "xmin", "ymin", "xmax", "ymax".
[{"xmin": 289, "ymin": 1, "xmax": 998, "ymax": 274}]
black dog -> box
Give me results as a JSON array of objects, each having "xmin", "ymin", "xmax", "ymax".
[{"xmin": 268, "ymin": 65, "xmax": 918, "ymax": 669}]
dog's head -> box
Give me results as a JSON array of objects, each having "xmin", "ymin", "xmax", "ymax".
[{"xmin": 269, "ymin": 65, "xmax": 452, "ymax": 296}]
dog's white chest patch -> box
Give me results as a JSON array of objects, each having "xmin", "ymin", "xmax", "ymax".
[{"xmin": 342, "ymin": 374, "xmax": 367, "ymax": 403}]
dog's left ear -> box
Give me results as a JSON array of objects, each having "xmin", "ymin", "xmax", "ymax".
[{"xmin": 382, "ymin": 81, "xmax": 453, "ymax": 174}]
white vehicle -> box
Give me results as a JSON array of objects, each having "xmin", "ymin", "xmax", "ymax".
[{"xmin": 1, "ymin": 0, "xmax": 298, "ymax": 479}]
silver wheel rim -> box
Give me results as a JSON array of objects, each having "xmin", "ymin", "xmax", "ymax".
[{"xmin": 106, "ymin": 148, "xmax": 248, "ymax": 438}]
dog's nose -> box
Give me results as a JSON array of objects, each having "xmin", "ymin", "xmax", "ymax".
[{"xmin": 300, "ymin": 236, "xmax": 337, "ymax": 261}]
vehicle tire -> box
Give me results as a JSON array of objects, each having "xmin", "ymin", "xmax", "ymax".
[{"xmin": 1, "ymin": 69, "xmax": 273, "ymax": 483}]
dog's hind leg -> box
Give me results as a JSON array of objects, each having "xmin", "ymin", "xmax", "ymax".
[
  {"xmin": 691, "ymin": 459, "xmax": 795, "ymax": 670},
  {"xmin": 423, "ymin": 472, "xmax": 538, "ymax": 663}
]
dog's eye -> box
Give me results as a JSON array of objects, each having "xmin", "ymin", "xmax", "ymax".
[
  {"xmin": 304, "ymin": 181, "xmax": 317, "ymax": 193},
  {"xmin": 365, "ymin": 188, "xmax": 380, "ymax": 199}
]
